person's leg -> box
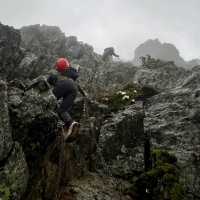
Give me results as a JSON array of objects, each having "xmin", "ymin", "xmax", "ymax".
[
  {"xmin": 57, "ymin": 93, "xmax": 76, "ymax": 128},
  {"xmin": 58, "ymin": 93, "xmax": 80, "ymax": 141}
]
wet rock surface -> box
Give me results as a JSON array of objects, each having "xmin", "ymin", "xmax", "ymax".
[
  {"xmin": 98, "ymin": 103, "xmax": 145, "ymax": 179},
  {"xmin": 0, "ymin": 81, "xmax": 13, "ymax": 161},
  {"xmin": 0, "ymin": 23, "xmax": 24, "ymax": 80},
  {"xmin": 0, "ymin": 142, "xmax": 28, "ymax": 200},
  {"xmin": 64, "ymin": 173, "xmax": 132, "ymax": 200},
  {"xmin": 0, "ymin": 22, "xmax": 200, "ymax": 200}
]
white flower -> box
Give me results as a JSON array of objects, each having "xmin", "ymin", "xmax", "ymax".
[
  {"xmin": 122, "ymin": 95, "xmax": 130, "ymax": 100},
  {"xmin": 134, "ymin": 90, "xmax": 137, "ymax": 93},
  {"xmin": 116, "ymin": 91, "xmax": 126, "ymax": 95},
  {"xmin": 131, "ymin": 99, "xmax": 135, "ymax": 103}
]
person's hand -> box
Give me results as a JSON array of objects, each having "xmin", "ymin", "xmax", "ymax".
[{"xmin": 73, "ymin": 64, "xmax": 80, "ymax": 72}]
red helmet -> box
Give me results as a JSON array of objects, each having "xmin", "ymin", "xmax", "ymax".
[{"xmin": 55, "ymin": 58, "xmax": 70, "ymax": 73}]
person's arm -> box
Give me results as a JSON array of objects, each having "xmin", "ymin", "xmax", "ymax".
[{"xmin": 113, "ymin": 52, "xmax": 119, "ymax": 57}]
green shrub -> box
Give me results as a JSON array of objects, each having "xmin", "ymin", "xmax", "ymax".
[
  {"xmin": 0, "ymin": 185, "xmax": 11, "ymax": 200},
  {"xmin": 131, "ymin": 149, "xmax": 185, "ymax": 200},
  {"xmin": 98, "ymin": 83, "xmax": 143, "ymax": 111}
]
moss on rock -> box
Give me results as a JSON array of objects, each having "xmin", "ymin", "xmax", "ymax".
[
  {"xmin": 0, "ymin": 185, "xmax": 11, "ymax": 200},
  {"xmin": 129, "ymin": 149, "xmax": 185, "ymax": 200}
]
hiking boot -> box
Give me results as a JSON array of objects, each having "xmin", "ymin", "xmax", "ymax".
[{"xmin": 64, "ymin": 121, "xmax": 80, "ymax": 142}]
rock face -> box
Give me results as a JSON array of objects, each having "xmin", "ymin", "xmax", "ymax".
[
  {"xmin": 65, "ymin": 173, "xmax": 131, "ymax": 200},
  {"xmin": 133, "ymin": 39, "xmax": 187, "ymax": 67},
  {"xmin": 0, "ymin": 23, "xmax": 24, "ymax": 80},
  {"xmin": 133, "ymin": 62, "xmax": 190, "ymax": 91},
  {"xmin": 0, "ymin": 81, "xmax": 28, "ymax": 200},
  {"xmin": 98, "ymin": 103, "xmax": 145, "ymax": 179},
  {"xmin": 132, "ymin": 63, "xmax": 200, "ymax": 198},
  {"xmin": 20, "ymin": 24, "xmax": 98, "ymax": 66},
  {"xmin": 0, "ymin": 142, "xmax": 28, "ymax": 200},
  {"xmin": 188, "ymin": 58, "xmax": 200, "ymax": 68},
  {"xmin": 0, "ymin": 81, "xmax": 12, "ymax": 161},
  {"xmin": 1, "ymin": 21, "xmax": 200, "ymax": 200}
]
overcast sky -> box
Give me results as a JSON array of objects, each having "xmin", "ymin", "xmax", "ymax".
[{"xmin": 0, "ymin": 0, "xmax": 199, "ymax": 60}]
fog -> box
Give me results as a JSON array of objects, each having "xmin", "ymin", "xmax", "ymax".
[{"xmin": 0, "ymin": 0, "xmax": 199, "ymax": 60}]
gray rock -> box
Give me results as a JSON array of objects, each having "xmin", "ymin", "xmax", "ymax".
[
  {"xmin": 133, "ymin": 39, "xmax": 187, "ymax": 67},
  {"xmin": 0, "ymin": 142, "xmax": 28, "ymax": 200},
  {"xmin": 133, "ymin": 62, "xmax": 190, "ymax": 91},
  {"xmin": 98, "ymin": 104, "xmax": 145, "ymax": 179},
  {"xmin": 144, "ymin": 86, "xmax": 200, "ymax": 197},
  {"xmin": 66, "ymin": 173, "xmax": 131, "ymax": 200},
  {"xmin": 0, "ymin": 23, "xmax": 24, "ymax": 80},
  {"xmin": 0, "ymin": 81, "xmax": 13, "ymax": 161}
]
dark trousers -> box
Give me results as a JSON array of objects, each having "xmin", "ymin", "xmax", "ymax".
[{"xmin": 57, "ymin": 93, "xmax": 76, "ymax": 127}]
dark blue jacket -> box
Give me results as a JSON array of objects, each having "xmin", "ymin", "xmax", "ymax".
[{"xmin": 63, "ymin": 67, "xmax": 79, "ymax": 81}]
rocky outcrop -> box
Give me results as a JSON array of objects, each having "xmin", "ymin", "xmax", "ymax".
[
  {"xmin": 133, "ymin": 39, "xmax": 187, "ymax": 67},
  {"xmin": 0, "ymin": 142, "xmax": 28, "ymax": 200},
  {"xmin": 1, "ymin": 21, "xmax": 200, "ymax": 200},
  {"xmin": 0, "ymin": 81, "xmax": 28, "ymax": 200},
  {"xmin": 20, "ymin": 24, "xmax": 99, "ymax": 68},
  {"xmin": 0, "ymin": 81, "xmax": 12, "ymax": 161},
  {"xmin": 65, "ymin": 173, "xmax": 131, "ymax": 200},
  {"xmin": 0, "ymin": 23, "xmax": 24, "ymax": 80},
  {"xmin": 136, "ymin": 64, "xmax": 200, "ymax": 198},
  {"xmin": 133, "ymin": 62, "xmax": 190, "ymax": 91},
  {"xmin": 5, "ymin": 75, "xmax": 111, "ymax": 200},
  {"xmin": 98, "ymin": 103, "xmax": 145, "ymax": 179},
  {"xmin": 188, "ymin": 58, "xmax": 200, "ymax": 68}
]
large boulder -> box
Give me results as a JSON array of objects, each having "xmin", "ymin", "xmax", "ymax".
[
  {"xmin": 145, "ymin": 86, "xmax": 200, "ymax": 197},
  {"xmin": 20, "ymin": 24, "xmax": 96, "ymax": 63},
  {"xmin": 98, "ymin": 103, "xmax": 145, "ymax": 179},
  {"xmin": 0, "ymin": 23, "xmax": 24, "ymax": 80},
  {"xmin": 0, "ymin": 81, "xmax": 28, "ymax": 200},
  {"xmin": 133, "ymin": 62, "xmax": 190, "ymax": 91},
  {"xmin": 63, "ymin": 173, "xmax": 131, "ymax": 200},
  {"xmin": 0, "ymin": 142, "xmax": 28, "ymax": 200},
  {"xmin": 133, "ymin": 39, "xmax": 187, "ymax": 67},
  {"xmin": 0, "ymin": 81, "xmax": 13, "ymax": 161}
]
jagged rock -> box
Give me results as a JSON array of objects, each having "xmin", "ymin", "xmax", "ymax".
[
  {"xmin": 187, "ymin": 58, "xmax": 200, "ymax": 68},
  {"xmin": 16, "ymin": 52, "xmax": 54, "ymax": 79},
  {"xmin": 2, "ymin": 21, "xmax": 200, "ymax": 199},
  {"xmin": 7, "ymin": 80, "xmax": 104, "ymax": 199},
  {"xmin": 133, "ymin": 62, "xmax": 190, "ymax": 91},
  {"xmin": 20, "ymin": 25, "xmax": 96, "ymax": 63},
  {"xmin": 98, "ymin": 103, "xmax": 145, "ymax": 179},
  {"xmin": 64, "ymin": 173, "xmax": 132, "ymax": 200},
  {"xmin": 0, "ymin": 142, "xmax": 28, "ymax": 200},
  {"xmin": 144, "ymin": 86, "xmax": 200, "ymax": 197},
  {"xmin": 20, "ymin": 24, "xmax": 66, "ymax": 57},
  {"xmin": 133, "ymin": 39, "xmax": 187, "ymax": 67},
  {"xmin": 0, "ymin": 23, "xmax": 24, "ymax": 80},
  {"xmin": 8, "ymin": 82, "xmax": 59, "ymax": 199},
  {"xmin": 0, "ymin": 81, "xmax": 13, "ymax": 161},
  {"xmin": 181, "ymin": 71, "xmax": 200, "ymax": 90}
]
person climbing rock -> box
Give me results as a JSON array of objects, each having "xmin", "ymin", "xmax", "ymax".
[
  {"xmin": 47, "ymin": 58, "xmax": 80, "ymax": 142},
  {"xmin": 102, "ymin": 47, "xmax": 119, "ymax": 62},
  {"xmin": 139, "ymin": 56, "xmax": 146, "ymax": 66}
]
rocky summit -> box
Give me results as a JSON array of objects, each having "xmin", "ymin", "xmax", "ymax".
[{"xmin": 0, "ymin": 22, "xmax": 200, "ymax": 200}]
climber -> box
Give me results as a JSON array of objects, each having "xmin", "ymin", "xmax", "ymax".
[
  {"xmin": 139, "ymin": 56, "xmax": 146, "ymax": 66},
  {"xmin": 102, "ymin": 47, "xmax": 119, "ymax": 62},
  {"xmin": 47, "ymin": 58, "xmax": 81, "ymax": 141}
]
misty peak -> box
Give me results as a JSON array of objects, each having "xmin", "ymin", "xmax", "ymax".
[{"xmin": 133, "ymin": 39, "xmax": 186, "ymax": 67}]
